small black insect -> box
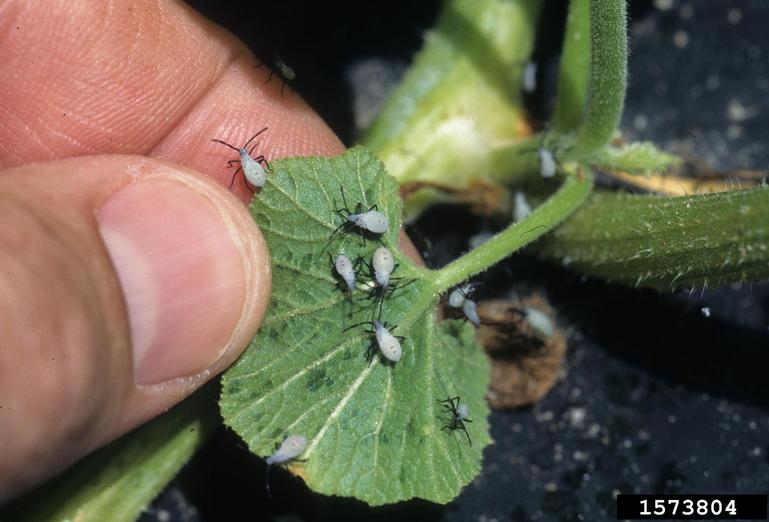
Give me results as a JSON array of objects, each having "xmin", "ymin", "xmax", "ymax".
[{"xmin": 439, "ymin": 396, "xmax": 473, "ymax": 446}]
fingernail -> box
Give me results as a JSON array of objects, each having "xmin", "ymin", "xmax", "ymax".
[{"xmin": 98, "ymin": 177, "xmax": 247, "ymax": 385}]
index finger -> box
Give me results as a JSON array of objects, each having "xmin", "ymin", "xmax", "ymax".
[{"xmin": 0, "ymin": 0, "xmax": 345, "ymax": 202}]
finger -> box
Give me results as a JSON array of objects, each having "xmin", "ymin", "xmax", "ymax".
[
  {"xmin": 0, "ymin": 155, "xmax": 270, "ymax": 500},
  {"xmin": 0, "ymin": 0, "xmax": 344, "ymax": 201}
]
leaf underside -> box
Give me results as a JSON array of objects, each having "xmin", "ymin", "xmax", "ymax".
[{"xmin": 220, "ymin": 147, "xmax": 491, "ymax": 506}]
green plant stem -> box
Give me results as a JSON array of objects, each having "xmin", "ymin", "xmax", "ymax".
[
  {"xmin": 570, "ymin": 0, "xmax": 628, "ymax": 156},
  {"xmin": 537, "ymin": 186, "xmax": 769, "ymax": 289},
  {"xmin": 432, "ymin": 169, "xmax": 594, "ymax": 292},
  {"xmin": 2, "ymin": 386, "xmax": 218, "ymax": 522},
  {"xmin": 552, "ymin": 0, "xmax": 590, "ymax": 133}
]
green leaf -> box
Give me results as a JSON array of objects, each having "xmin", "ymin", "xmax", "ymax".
[
  {"xmin": 220, "ymin": 147, "xmax": 491, "ymax": 506},
  {"xmin": 361, "ymin": 0, "xmax": 542, "ymax": 218},
  {"xmin": 537, "ymin": 187, "xmax": 769, "ymax": 290},
  {"xmin": 1, "ymin": 386, "xmax": 217, "ymax": 522}
]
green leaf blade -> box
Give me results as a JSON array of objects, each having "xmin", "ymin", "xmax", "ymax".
[{"xmin": 221, "ymin": 147, "xmax": 491, "ymax": 506}]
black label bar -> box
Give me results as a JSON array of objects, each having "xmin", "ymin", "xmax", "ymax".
[{"xmin": 616, "ymin": 494, "xmax": 767, "ymax": 520}]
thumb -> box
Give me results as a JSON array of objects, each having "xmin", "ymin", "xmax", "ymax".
[{"xmin": 0, "ymin": 155, "xmax": 270, "ymax": 500}]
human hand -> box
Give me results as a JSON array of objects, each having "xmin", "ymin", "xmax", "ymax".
[{"xmin": 0, "ymin": 0, "xmax": 344, "ymax": 501}]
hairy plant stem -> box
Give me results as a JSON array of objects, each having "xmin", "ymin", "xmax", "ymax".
[
  {"xmin": 569, "ymin": 0, "xmax": 628, "ymax": 156},
  {"xmin": 551, "ymin": 0, "xmax": 590, "ymax": 133},
  {"xmin": 431, "ymin": 169, "xmax": 594, "ymax": 292}
]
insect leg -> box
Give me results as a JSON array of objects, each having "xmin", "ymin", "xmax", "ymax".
[
  {"xmin": 229, "ymin": 166, "xmax": 244, "ymax": 189},
  {"xmin": 459, "ymin": 420, "xmax": 472, "ymax": 446},
  {"xmin": 339, "ymin": 186, "xmax": 350, "ymax": 212}
]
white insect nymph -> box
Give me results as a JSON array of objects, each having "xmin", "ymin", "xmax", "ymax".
[
  {"xmin": 469, "ymin": 231, "xmax": 493, "ymax": 249},
  {"xmin": 448, "ymin": 283, "xmax": 475, "ymax": 308},
  {"xmin": 373, "ymin": 320, "xmax": 402, "ymax": 362},
  {"xmin": 212, "ymin": 127, "xmax": 269, "ymax": 190},
  {"xmin": 348, "ymin": 209, "xmax": 389, "ymax": 234},
  {"xmin": 538, "ymin": 147, "xmax": 557, "ymax": 178},
  {"xmin": 328, "ymin": 188, "xmax": 390, "ymax": 244},
  {"xmin": 372, "ymin": 247, "xmax": 395, "ymax": 289},
  {"xmin": 514, "ymin": 191, "xmax": 532, "ymax": 222},
  {"xmin": 456, "ymin": 403, "xmax": 469, "ymax": 421},
  {"xmin": 334, "ymin": 254, "xmax": 356, "ymax": 293},
  {"xmin": 462, "ymin": 298, "xmax": 480, "ymax": 327},
  {"xmin": 275, "ymin": 56, "xmax": 296, "ymax": 81},
  {"xmin": 448, "ymin": 288, "xmax": 466, "ymax": 308},
  {"xmin": 266, "ymin": 435, "xmax": 307, "ymax": 465},
  {"xmin": 523, "ymin": 61, "xmax": 537, "ymax": 93},
  {"xmin": 524, "ymin": 307, "xmax": 554, "ymax": 338},
  {"xmin": 265, "ymin": 435, "xmax": 307, "ymax": 498},
  {"xmin": 240, "ymin": 151, "xmax": 267, "ymax": 188}
]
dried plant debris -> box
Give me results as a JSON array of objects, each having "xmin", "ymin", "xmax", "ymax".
[{"xmin": 475, "ymin": 295, "xmax": 567, "ymax": 410}]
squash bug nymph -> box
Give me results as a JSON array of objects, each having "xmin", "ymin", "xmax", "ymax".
[
  {"xmin": 211, "ymin": 127, "xmax": 270, "ymax": 191},
  {"xmin": 514, "ymin": 191, "xmax": 532, "ymax": 222},
  {"xmin": 523, "ymin": 61, "xmax": 537, "ymax": 93},
  {"xmin": 447, "ymin": 283, "xmax": 474, "ymax": 308},
  {"xmin": 256, "ymin": 55, "xmax": 296, "ymax": 97},
  {"xmin": 345, "ymin": 319, "xmax": 404, "ymax": 363},
  {"xmin": 265, "ymin": 434, "xmax": 307, "ymax": 498},
  {"xmin": 365, "ymin": 247, "xmax": 417, "ymax": 319},
  {"xmin": 524, "ymin": 307, "xmax": 554, "ymax": 338},
  {"xmin": 373, "ymin": 319, "xmax": 403, "ymax": 362},
  {"xmin": 372, "ymin": 246, "xmax": 395, "ymax": 290},
  {"xmin": 327, "ymin": 187, "xmax": 389, "ymax": 246},
  {"xmin": 334, "ymin": 254, "xmax": 357, "ymax": 294},
  {"xmin": 538, "ymin": 147, "xmax": 557, "ymax": 178},
  {"xmin": 447, "ymin": 283, "xmax": 480, "ymax": 326},
  {"xmin": 439, "ymin": 396, "xmax": 473, "ymax": 446},
  {"xmin": 462, "ymin": 298, "xmax": 481, "ymax": 327}
]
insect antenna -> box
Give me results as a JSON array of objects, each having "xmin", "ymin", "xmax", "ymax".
[
  {"xmin": 342, "ymin": 320, "xmax": 373, "ymax": 333},
  {"xmin": 211, "ymin": 138, "xmax": 240, "ymax": 152},
  {"xmin": 243, "ymin": 126, "xmax": 269, "ymax": 150}
]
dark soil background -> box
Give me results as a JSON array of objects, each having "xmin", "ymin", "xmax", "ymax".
[{"xmin": 141, "ymin": 1, "xmax": 769, "ymax": 520}]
